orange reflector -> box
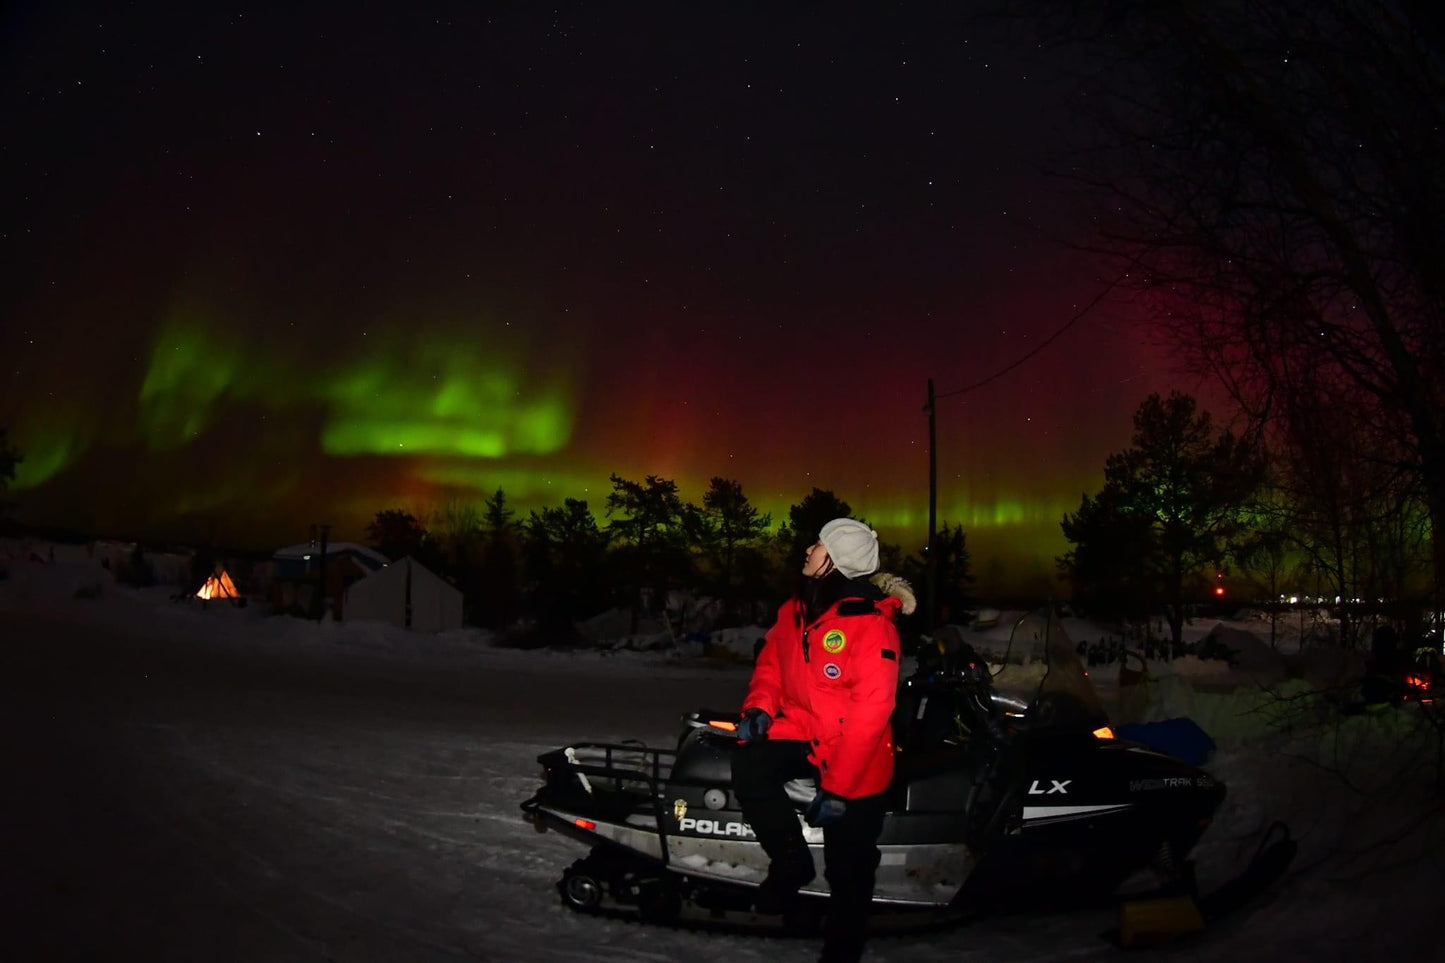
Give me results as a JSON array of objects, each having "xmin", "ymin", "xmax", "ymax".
[
  {"xmin": 574, "ymin": 818, "xmax": 596, "ymax": 831},
  {"xmin": 712, "ymin": 720, "xmax": 738, "ymax": 732},
  {"xmin": 1093, "ymin": 726, "xmax": 1116, "ymax": 740}
]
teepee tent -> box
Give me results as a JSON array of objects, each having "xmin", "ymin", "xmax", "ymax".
[
  {"xmin": 196, "ymin": 567, "xmax": 240, "ymax": 601},
  {"xmin": 343, "ymin": 556, "xmax": 463, "ymax": 633}
]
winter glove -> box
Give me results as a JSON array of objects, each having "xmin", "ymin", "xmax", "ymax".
[
  {"xmin": 805, "ymin": 789, "xmax": 847, "ymax": 827},
  {"xmin": 736, "ymin": 707, "xmax": 772, "ymax": 743}
]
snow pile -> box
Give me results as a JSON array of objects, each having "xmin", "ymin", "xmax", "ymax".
[
  {"xmin": 0, "ymin": 557, "xmax": 117, "ymax": 605},
  {"xmin": 1200, "ymin": 622, "xmax": 1290, "ymax": 682}
]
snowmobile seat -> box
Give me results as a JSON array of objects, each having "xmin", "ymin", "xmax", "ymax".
[{"xmin": 669, "ymin": 730, "xmax": 734, "ymax": 786}]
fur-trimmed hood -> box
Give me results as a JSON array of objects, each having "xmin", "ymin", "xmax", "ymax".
[{"xmin": 869, "ymin": 572, "xmax": 917, "ymax": 615}]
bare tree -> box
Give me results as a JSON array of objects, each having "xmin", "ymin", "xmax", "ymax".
[
  {"xmin": 1029, "ymin": 0, "xmax": 1445, "ymax": 625},
  {"xmin": 431, "ymin": 496, "xmax": 483, "ymax": 570},
  {"xmin": 1263, "ymin": 381, "xmax": 1432, "ymax": 644}
]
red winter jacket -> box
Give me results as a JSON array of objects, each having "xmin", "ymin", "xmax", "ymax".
[{"xmin": 742, "ymin": 585, "xmax": 902, "ymax": 799}]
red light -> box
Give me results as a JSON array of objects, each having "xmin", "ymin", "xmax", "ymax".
[
  {"xmin": 574, "ymin": 818, "xmax": 596, "ymax": 831},
  {"xmin": 1214, "ymin": 586, "xmax": 1225, "ymax": 596}
]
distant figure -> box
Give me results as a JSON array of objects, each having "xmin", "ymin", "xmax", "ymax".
[
  {"xmin": 1368, "ymin": 625, "xmax": 1400, "ymax": 675},
  {"xmin": 1361, "ymin": 625, "xmax": 1402, "ymax": 704}
]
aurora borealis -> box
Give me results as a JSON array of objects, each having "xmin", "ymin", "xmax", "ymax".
[{"xmin": 1, "ymin": 4, "xmax": 1217, "ymax": 594}]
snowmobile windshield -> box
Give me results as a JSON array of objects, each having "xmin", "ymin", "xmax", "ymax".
[{"xmin": 992, "ymin": 608, "xmax": 1110, "ymax": 734}]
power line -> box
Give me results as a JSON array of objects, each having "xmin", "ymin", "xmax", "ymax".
[
  {"xmin": 934, "ymin": 271, "xmax": 1126, "ymax": 402},
  {"xmin": 919, "ymin": 270, "xmax": 1126, "ymax": 627}
]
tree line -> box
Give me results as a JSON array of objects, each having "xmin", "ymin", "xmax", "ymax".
[
  {"xmin": 1057, "ymin": 391, "xmax": 1434, "ymax": 653},
  {"xmin": 353, "ymin": 386, "xmax": 1431, "ymax": 653},
  {"xmin": 363, "ymin": 478, "xmax": 976, "ymax": 644}
]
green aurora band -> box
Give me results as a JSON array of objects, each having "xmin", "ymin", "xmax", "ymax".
[
  {"xmin": 138, "ymin": 322, "xmax": 249, "ymax": 449},
  {"xmin": 9, "ymin": 318, "xmax": 1085, "ymax": 585},
  {"xmin": 129, "ymin": 319, "xmax": 575, "ymax": 461},
  {"xmin": 11, "ymin": 422, "xmax": 86, "ymax": 490}
]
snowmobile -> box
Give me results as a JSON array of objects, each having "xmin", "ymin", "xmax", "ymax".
[
  {"xmin": 1357, "ymin": 643, "xmax": 1441, "ymax": 709},
  {"xmin": 1402, "ymin": 647, "xmax": 1439, "ymax": 705},
  {"xmin": 520, "ymin": 607, "xmax": 1292, "ymax": 937}
]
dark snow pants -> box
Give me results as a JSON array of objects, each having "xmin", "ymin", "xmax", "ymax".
[
  {"xmin": 732, "ymin": 739, "xmax": 818, "ymax": 858},
  {"xmin": 732, "ymin": 739, "xmax": 889, "ymax": 962}
]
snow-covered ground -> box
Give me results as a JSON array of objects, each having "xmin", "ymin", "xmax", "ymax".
[{"xmin": 2, "ymin": 556, "xmax": 1442, "ymax": 961}]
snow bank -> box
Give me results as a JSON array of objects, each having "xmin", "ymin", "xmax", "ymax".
[{"xmin": 0, "ymin": 557, "xmax": 118, "ymax": 605}]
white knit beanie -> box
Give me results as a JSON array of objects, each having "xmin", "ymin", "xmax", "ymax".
[{"xmin": 818, "ymin": 518, "xmax": 880, "ymax": 579}]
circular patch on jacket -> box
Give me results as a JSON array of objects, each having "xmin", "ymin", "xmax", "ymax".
[
  {"xmin": 823, "ymin": 662, "xmax": 842, "ymax": 679},
  {"xmin": 822, "ymin": 629, "xmax": 846, "ymax": 653}
]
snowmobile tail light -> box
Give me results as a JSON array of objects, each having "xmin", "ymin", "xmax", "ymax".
[
  {"xmin": 574, "ymin": 818, "xmax": 597, "ymax": 831},
  {"xmin": 1405, "ymin": 674, "xmax": 1427, "ymax": 690},
  {"xmin": 1092, "ymin": 726, "xmax": 1115, "ymax": 740},
  {"xmin": 711, "ymin": 719, "xmax": 738, "ymax": 732}
]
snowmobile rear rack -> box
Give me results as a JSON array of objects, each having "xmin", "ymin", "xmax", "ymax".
[{"xmin": 521, "ymin": 742, "xmax": 681, "ymax": 862}]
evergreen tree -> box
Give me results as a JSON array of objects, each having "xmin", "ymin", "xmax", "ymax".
[
  {"xmin": 778, "ymin": 488, "xmax": 855, "ymax": 567},
  {"xmin": 1058, "ymin": 487, "xmax": 1157, "ymax": 626},
  {"xmin": 1059, "ymin": 392, "xmax": 1265, "ymax": 648},
  {"xmin": 365, "ymin": 509, "xmax": 429, "ymax": 562},
  {"xmin": 932, "ymin": 522, "xmax": 976, "ymax": 625},
  {"xmin": 605, "ymin": 474, "xmax": 692, "ymax": 626},
  {"xmin": 479, "ymin": 488, "xmax": 522, "ymax": 630},
  {"xmin": 698, "ymin": 477, "xmax": 771, "ymax": 608},
  {"xmin": 524, "ymin": 498, "xmax": 611, "ymax": 628},
  {"xmin": 482, "ymin": 488, "xmax": 515, "ymax": 537}
]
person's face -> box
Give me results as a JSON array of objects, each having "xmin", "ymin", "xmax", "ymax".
[{"xmin": 802, "ymin": 540, "xmax": 831, "ymax": 578}]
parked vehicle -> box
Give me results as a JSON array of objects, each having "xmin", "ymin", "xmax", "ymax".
[{"xmin": 521, "ymin": 608, "xmax": 1290, "ymax": 935}]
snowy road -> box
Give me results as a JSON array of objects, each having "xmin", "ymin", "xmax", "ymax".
[
  {"xmin": 4, "ymin": 610, "xmax": 752, "ymax": 962},
  {"xmin": 3, "ymin": 604, "xmax": 1438, "ymax": 962}
]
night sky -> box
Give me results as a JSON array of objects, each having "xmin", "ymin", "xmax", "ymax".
[{"xmin": 2, "ymin": 4, "xmax": 1216, "ymax": 592}]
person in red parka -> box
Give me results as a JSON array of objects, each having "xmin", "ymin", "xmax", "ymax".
[{"xmin": 732, "ymin": 517, "xmax": 914, "ymax": 963}]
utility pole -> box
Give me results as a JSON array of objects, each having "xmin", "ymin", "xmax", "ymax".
[
  {"xmin": 315, "ymin": 523, "xmax": 330, "ymax": 621},
  {"xmin": 925, "ymin": 378, "xmax": 938, "ymax": 632}
]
